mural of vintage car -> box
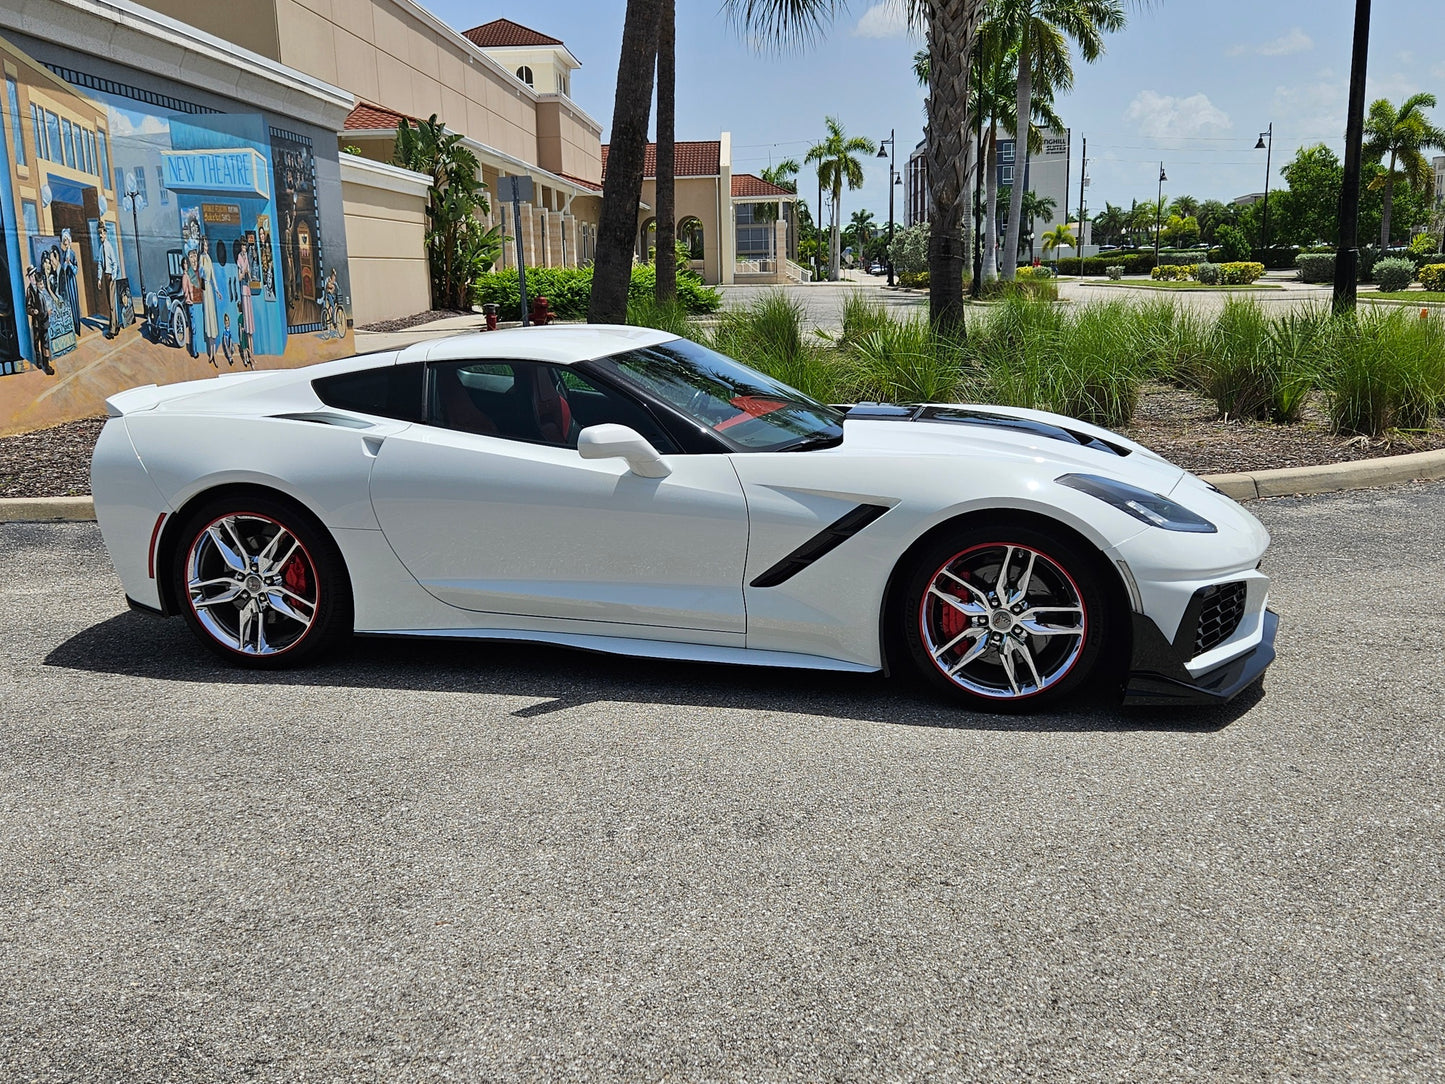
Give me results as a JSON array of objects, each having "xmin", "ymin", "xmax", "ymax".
[{"xmin": 141, "ymin": 250, "xmax": 191, "ymax": 351}]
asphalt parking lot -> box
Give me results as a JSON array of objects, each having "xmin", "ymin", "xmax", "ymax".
[{"xmin": 2, "ymin": 484, "xmax": 1442, "ymax": 1082}]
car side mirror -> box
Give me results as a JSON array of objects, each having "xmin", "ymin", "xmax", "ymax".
[{"xmin": 577, "ymin": 423, "xmax": 672, "ymax": 478}]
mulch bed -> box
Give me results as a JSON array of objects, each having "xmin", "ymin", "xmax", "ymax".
[
  {"xmin": 3, "ymin": 390, "xmax": 1442, "ymax": 500},
  {"xmin": 355, "ymin": 308, "xmax": 473, "ymax": 333}
]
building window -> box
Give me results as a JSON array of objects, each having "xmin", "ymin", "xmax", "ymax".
[
  {"xmin": 31, "ymin": 104, "xmax": 45, "ymax": 159},
  {"xmin": 5, "ymin": 76, "xmax": 23, "ymax": 166},
  {"xmin": 44, "ymin": 110, "xmax": 61, "ymax": 164},
  {"xmin": 679, "ymin": 216, "xmax": 704, "ymax": 260},
  {"xmin": 560, "ymin": 74, "xmax": 569, "ymax": 97},
  {"xmin": 156, "ymin": 164, "xmax": 169, "ymax": 204},
  {"xmin": 516, "ymin": 66, "xmax": 533, "ymax": 87},
  {"xmin": 62, "ymin": 117, "xmax": 76, "ymax": 168},
  {"xmin": 21, "ymin": 199, "xmax": 38, "ymax": 235},
  {"xmin": 999, "ymin": 141, "xmax": 1015, "ymax": 162},
  {"xmin": 1000, "ymin": 164, "xmax": 1014, "ymax": 185},
  {"xmin": 98, "ymin": 131, "xmax": 110, "ymax": 188}
]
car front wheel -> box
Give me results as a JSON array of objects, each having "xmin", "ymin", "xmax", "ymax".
[
  {"xmin": 172, "ymin": 496, "xmax": 350, "ymax": 668},
  {"xmin": 902, "ymin": 524, "xmax": 1112, "ymax": 710}
]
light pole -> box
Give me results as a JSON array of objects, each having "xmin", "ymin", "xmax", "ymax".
[
  {"xmin": 877, "ymin": 129, "xmax": 896, "ymax": 286},
  {"xmin": 122, "ymin": 171, "xmax": 146, "ymax": 302},
  {"xmin": 1335, "ymin": 0, "xmax": 1372, "ymax": 312},
  {"xmin": 1153, "ymin": 163, "xmax": 1167, "ymax": 264},
  {"xmin": 1255, "ymin": 123, "xmax": 1273, "ymax": 251}
]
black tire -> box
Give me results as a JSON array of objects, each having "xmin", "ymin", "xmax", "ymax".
[
  {"xmin": 171, "ymin": 494, "xmax": 351, "ymax": 668},
  {"xmin": 168, "ymin": 300, "xmax": 189, "ymax": 352},
  {"xmin": 901, "ymin": 522, "xmax": 1114, "ymax": 711}
]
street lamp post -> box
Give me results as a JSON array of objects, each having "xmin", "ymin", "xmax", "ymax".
[
  {"xmin": 122, "ymin": 171, "xmax": 146, "ymax": 303},
  {"xmin": 1255, "ymin": 123, "xmax": 1273, "ymax": 251},
  {"xmin": 1334, "ymin": 0, "xmax": 1372, "ymax": 312},
  {"xmin": 877, "ymin": 129, "xmax": 896, "ymax": 287},
  {"xmin": 1153, "ymin": 163, "xmax": 1167, "ymax": 264}
]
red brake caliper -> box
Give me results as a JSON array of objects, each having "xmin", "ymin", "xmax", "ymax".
[
  {"xmin": 283, "ymin": 554, "xmax": 310, "ymax": 598},
  {"xmin": 939, "ymin": 570, "xmax": 968, "ymax": 640}
]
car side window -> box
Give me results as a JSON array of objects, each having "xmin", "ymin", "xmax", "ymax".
[
  {"xmin": 428, "ymin": 361, "xmax": 679, "ymax": 454},
  {"xmin": 312, "ymin": 361, "xmax": 426, "ymax": 422}
]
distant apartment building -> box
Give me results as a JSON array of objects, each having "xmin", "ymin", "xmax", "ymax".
[
  {"xmin": 1434, "ymin": 155, "xmax": 1444, "ymax": 208},
  {"xmin": 903, "ymin": 129, "xmax": 1072, "ymax": 257}
]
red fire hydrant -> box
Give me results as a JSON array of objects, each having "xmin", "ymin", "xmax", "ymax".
[
  {"xmin": 482, "ymin": 303, "xmax": 498, "ymax": 331},
  {"xmin": 530, "ymin": 296, "xmax": 552, "ymax": 326}
]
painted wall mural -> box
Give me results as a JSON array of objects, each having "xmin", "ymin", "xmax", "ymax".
[{"xmin": 0, "ymin": 32, "xmax": 353, "ymax": 435}]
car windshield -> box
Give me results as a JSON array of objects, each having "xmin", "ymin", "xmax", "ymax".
[{"xmin": 595, "ymin": 338, "xmax": 844, "ymax": 451}]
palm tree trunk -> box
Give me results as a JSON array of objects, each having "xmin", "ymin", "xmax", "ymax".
[
  {"xmin": 1379, "ymin": 150, "xmax": 1396, "ymax": 250},
  {"xmin": 925, "ymin": 0, "xmax": 982, "ymax": 330},
  {"xmin": 1003, "ymin": 21, "xmax": 1031, "ymax": 281},
  {"xmin": 655, "ymin": 0, "xmax": 676, "ymax": 302},
  {"xmin": 983, "ymin": 123, "xmax": 998, "ymax": 282},
  {"xmin": 589, "ymin": 0, "xmax": 662, "ymax": 324},
  {"xmin": 830, "ymin": 183, "xmax": 841, "ymax": 280}
]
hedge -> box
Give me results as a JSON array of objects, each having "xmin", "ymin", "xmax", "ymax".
[
  {"xmin": 1372, "ymin": 257, "xmax": 1416, "ymax": 292},
  {"xmin": 1420, "ymin": 264, "xmax": 1445, "ymax": 292},
  {"xmin": 1150, "ymin": 261, "xmax": 1263, "ymax": 285},
  {"xmin": 1252, "ymin": 246, "xmax": 1301, "ymax": 270},
  {"xmin": 1073, "ymin": 251, "xmax": 1156, "ymax": 275},
  {"xmin": 1294, "ymin": 249, "xmax": 1386, "ymax": 283},
  {"xmin": 471, "ymin": 265, "xmax": 721, "ymax": 320}
]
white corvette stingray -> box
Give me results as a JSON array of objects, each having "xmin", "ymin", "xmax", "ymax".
[{"xmin": 91, "ymin": 325, "xmax": 1276, "ymax": 709}]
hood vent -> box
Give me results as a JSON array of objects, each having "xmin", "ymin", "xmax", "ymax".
[{"xmin": 844, "ymin": 403, "xmax": 1128, "ymax": 457}]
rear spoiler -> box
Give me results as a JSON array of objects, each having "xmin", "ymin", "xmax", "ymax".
[{"xmin": 104, "ymin": 370, "xmax": 274, "ymax": 417}]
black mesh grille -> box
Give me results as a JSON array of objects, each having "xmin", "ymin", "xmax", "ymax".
[{"xmin": 1193, "ymin": 582, "xmax": 1248, "ymax": 656}]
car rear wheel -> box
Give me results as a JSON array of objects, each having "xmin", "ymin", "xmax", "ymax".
[
  {"xmin": 172, "ymin": 496, "xmax": 350, "ymax": 668},
  {"xmin": 902, "ymin": 524, "xmax": 1112, "ymax": 710}
]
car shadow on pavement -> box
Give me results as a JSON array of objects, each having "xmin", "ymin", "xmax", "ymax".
[{"xmin": 44, "ymin": 611, "xmax": 1260, "ymax": 734}]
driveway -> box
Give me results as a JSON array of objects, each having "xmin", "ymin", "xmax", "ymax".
[{"xmin": 2, "ymin": 484, "xmax": 1442, "ymax": 1081}]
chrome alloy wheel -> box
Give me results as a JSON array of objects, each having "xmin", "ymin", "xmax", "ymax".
[
  {"xmin": 919, "ymin": 542, "xmax": 1088, "ymax": 700},
  {"xmin": 185, "ymin": 513, "xmax": 320, "ymax": 656}
]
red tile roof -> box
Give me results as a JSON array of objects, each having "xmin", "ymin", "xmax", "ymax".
[
  {"xmin": 732, "ymin": 173, "xmax": 795, "ymax": 199},
  {"xmin": 344, "ymin": 102, "xmax": 415, "ymax": 131},
  {"xmin": 556, "ymin": 171, "xmax": 603, "ymax": 192},
  {"xmin": 601, "ymin": 141, "xmax": 721, "ymax": 180},
  {"xmin": 462, "ymin": 18, "xmax": 564, "ymax": 48}
]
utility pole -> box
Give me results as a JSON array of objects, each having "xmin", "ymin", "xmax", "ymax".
[
  {"xmin": 1077, "ymin": 137, "xmax": 1087, "ymax": 278},
  {"xmin": 1334, "ymin": 0, "xmax": 1372, "ymax": 312}
]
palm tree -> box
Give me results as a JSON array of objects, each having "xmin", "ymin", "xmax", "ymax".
[
  {"xmin": 1091, "ymin": 202, "xmax": 1127, "ymax": 248},
  {"xmin": 847, "ymin": 208, "xmax": 877, "ymax": 255},
  {"xmin": 1041, "ymin": 222, "xmax": 1075, "ymax": 260},
  {"xmin": 754, "ymin": 158, "xmax": 800, "ymax": 225},
  {"xmin": 805, "ymin": 117, "xmax": 876, "ymax": 280},
  {"xmin": 725, "ymin": 0, "xmax": 991, "ymax": 326},
  {"xmin": 1169, "ymin": 194, "xmax": 1200, "ymax": 220},
  {"xmin": 589, "ymin": 0, "xmax": 664, "ymax": 323},
  {"xmin": 998, "ymin": 0, "xmax": 1125, "ymax": 280},
  {"xmin": 1362, "ymin": 93, "xmax": 1445, "ymax": 249},
  {"xmin": 1019, "ymin": 188, "xmax": 1057, "ymax": 259},
  {"xmin": 654, "ymin": 0, "xmax": 676, "ymax": 301}
]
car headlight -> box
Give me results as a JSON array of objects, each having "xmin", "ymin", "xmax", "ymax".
[{"xmin": 1057, "ymin": 473, "xmax": 1217, "ymax": 533}]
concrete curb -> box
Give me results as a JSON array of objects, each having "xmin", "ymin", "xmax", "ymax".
[{"xmin": 3, "ymin": 449, "xmax": 1445, "ymax": 523}]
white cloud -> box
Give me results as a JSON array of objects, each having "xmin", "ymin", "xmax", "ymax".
[
  {"xmin": 1229, "ymin": 27, "xmax": 1313, "ymax": 58},
  {"xmin": 107, "ymin": 110, "xmax": 168, "ymax": 139},
  {"xmin": 853, "ymin": 0, "xmax": 908, "ymax": 39},
  {"xmin": 1124, "ymin": 91, "xmax": 1232, "ymax": 140}
]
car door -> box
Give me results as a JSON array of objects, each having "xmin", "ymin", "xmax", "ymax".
[{"xmin": 368, "ymin": 359, "xmax": 750, "ymax": 634}]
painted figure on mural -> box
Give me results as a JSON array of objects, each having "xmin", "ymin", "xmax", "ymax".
[
  {"xmin": 58, "ymin": 229, "xmax": 82, "ymax": 333},
  {"xmin": 96, "ymin": 221, "xmax": 120, "ymax": 339},
  {"xmin": 233, "ymin": 239, "xmax": 255, "ymax": 368},
  {"xmin": 24, "ymin": 266, "xmax": 54, "ymax": 376},
  {"xmin": 255, "ymin": 215, "xmax": 275, "ymax": 301},
  {"xmin": 211, "ymin": 240, "xmax": 234, "ymax": 366},
  {"xmin": 181, "ymin": 243, "xmax": 206, "ymax": 362},
  {"xmin": 198, "ymin": 235, "xmax": 220, "ymax": 364}
]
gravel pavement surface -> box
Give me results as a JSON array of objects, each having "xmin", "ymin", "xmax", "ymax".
[{"xmin": 2, "ymin": 485, "xmax": 1443, "ymax": 1082}]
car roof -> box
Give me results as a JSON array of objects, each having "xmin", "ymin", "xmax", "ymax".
[{"xmin": 393, "ymin": 324, "xmax": 678, "ymax": 367}]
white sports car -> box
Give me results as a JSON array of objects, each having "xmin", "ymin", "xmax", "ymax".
[{"xmin": 91, "ymin": 325, "xmax": 1276, "ymax": 709}]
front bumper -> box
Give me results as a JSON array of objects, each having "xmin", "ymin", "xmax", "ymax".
[{"xmin": 1124, "ymin": 609, "xmax": 1278, "ymax": 706}]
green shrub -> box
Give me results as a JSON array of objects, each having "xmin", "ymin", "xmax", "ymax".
[
  {"xmin": 837, "ymin": 293, "xmax": 893, "ymax": 350},
  {"xmin": 1296, "ymin": 253, "xmax": 1335, "ymax": 283},
  {"xmin": 1150, "ymin": 264, "xmax": 1195, "ymax": 281},
  {"xmin": 1409, "ymin": 251, "xmax": 1445, "ymax": 271},
  {"xmin": 1253, "ymin": 246, "xmax": 1301, "ymax": 270},
  {"xmin": 1156, "ymin": 250, "xmax": 1210, "ymax": 267},
  {"xmin": 1106, "ymin": 265, "xmax": 1124, "ymax": 280},
  {"xmin": 1017, "ymin": 265, "xmax": 1053, "ymax": 279},
  {"xmin": 1420, "ymin": 264, "xmax": 1445, "ymax": 292},
  {"xmin": 626, "ymin": 295, "xmax": 694, "ymax": 337},
  {"xmin": 1373, "ymin": 257, "xmax": 1416, "ymax": 292},
  {"xmin": 1320, "ymin": 307, "xmax": 1445, "ymax": 435},
  {"xmin": 1219, "ymin": 261, "xmax": 1265, "ymax": 285},
  {"xmin": 898, "ymin": 270, "xmax": 929, "ymax": 288},
  {"xmin": 848, "ymin": 317, "xmax": 971, "ymax": 404},
  {"xmin": 982, "ymin": 279, "xmax": 1058, "ymax": 301},
  {"xmin": 1216, "ymin": 225, "xmax": 1251, "ymax": 263},
  {"xmin": 471, "ymin": 264, "xmax": 721, "ymax": 320},
  {"xmin": 1202, "ymin": 298, "xmax": 1276, "ymax": 418},
  {"xmin": 1409, "ymin": 232, "xmax": 1437, "ymax": 256},
  {"xmin": 1195, "ymin": 261, "xmax": 1221, "ymax": 285}
]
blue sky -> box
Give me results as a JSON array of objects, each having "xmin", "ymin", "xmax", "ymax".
[{"xmin": 429, "ymin": 1, "xmax": 1445, "ymax": 223}]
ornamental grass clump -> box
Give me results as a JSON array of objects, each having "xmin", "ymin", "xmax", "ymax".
[
  {"xmin": 1321, "ymin": 307, "xmax": 1445, "ymax": 435},
  {"xmin": 1199, "ymin": 299, "xmax": 1277, "ymax": 419},
  {"xmin": 847, "ymin": 316, "xmax": 973, "ymax": 404},
  {"xmin": 707, "ymin": 291, "xmax": 843, "ymax": 403},
  {"xmin": 837, "ymin": 292, "xmax": 894, "ymax": 351},
  {"xmin": 1264, "ymin": 306, "xmax": 1330, "ymax": 424}
]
